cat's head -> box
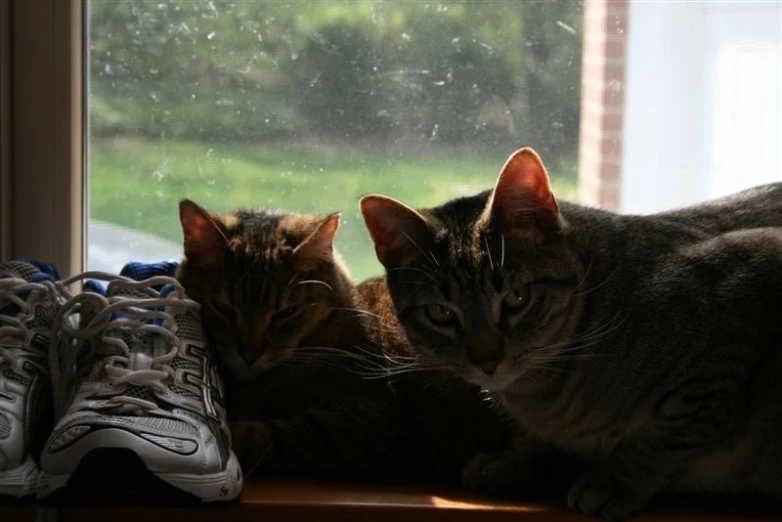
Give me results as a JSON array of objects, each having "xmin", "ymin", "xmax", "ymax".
[
  {"xmin": 177, "ymin": 199, "xmax": 353, "ymax": 381},
  {"xmin": 360, "ymin": 148, "xmax": 583, "ymax": 392}
]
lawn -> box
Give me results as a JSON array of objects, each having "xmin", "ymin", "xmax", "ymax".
[{"xmin": 90, "ymin": 137, "xmax": 578, "ymax": 281}]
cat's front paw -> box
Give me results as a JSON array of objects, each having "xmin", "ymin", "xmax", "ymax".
[
  {"xmin": 567, "ymin": 469, "xmax": 654, "ymax": 522},
  {"xmin": 229, "ymin": 420, "xmax": 272, "ymax": 474},
  {"xmin": 462, "ymin": 452, "xmax": 522, "ymax": 495}
]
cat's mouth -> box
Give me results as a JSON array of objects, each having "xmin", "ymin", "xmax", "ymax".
[
  {"xmin": 221, "ymin": 348, "xmax": 284, "ymax": 380},
  {"xmin": 468, "ymin": 364, "xmax": 517, "ymax": 392}
]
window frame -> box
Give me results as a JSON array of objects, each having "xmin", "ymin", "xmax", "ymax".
[{"xmin": 3, "ymin": 0, "xmax": 85, "ymax": 278}]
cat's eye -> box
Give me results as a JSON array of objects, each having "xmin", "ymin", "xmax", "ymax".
[
  {"xmin": 273, "ymin": 306, "xmax": 300, "ymax": 321},
  {"xmin": 424, "ymin": 304, "xmax": 457, "ymax": 326},
  {"xmin": 502, "ymin": 286, "xmax": 531, "ymax": 314}
]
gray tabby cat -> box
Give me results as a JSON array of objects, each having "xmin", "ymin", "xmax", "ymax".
[{"xmin": 359, "ymin": 147, "xmax": 782, "ymax": 521}]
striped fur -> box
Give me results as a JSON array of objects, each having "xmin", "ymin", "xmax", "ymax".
[
  {"xmin": 360, "ymin": 149, "xmax": 782, "ymax": 520},
  {"xmin": 177, "ymin": 201, "xmax": 409, "ymax": 479},
  {"xmin": 175, "ymin": 200, "xmax": 516, "ymax": 486}
]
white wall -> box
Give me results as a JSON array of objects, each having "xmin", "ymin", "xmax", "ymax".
[{"xmin": 621, "ymin": 1, "xmax": 781, "ymax": 214}]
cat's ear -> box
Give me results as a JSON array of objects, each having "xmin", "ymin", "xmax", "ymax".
[
  {"xmin": 179, "ymin": 199, "xmax": 227, "ymax": 266},
  {"xmin": 483, "ymin": 147, "xmax": 563, "ymax": 235},
  {"xmin": 360, "ymin": 195, "xmax": 430, "ymax": 267},
  {"xmin": 293, "ymin": 213, "xmax": 340, "ymax": 269}
]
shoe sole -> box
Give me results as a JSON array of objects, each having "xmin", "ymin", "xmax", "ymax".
[
  {"xmin": 37, "ymin": 447, "xmax": 242, "ymax": 506},
  {"xmin": 0, "ymin": 455, "xmax": 40, "ymax": 499}
]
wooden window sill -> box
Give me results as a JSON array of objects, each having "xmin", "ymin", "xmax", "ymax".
[{"xmin": 2, "ymin": 479, "xmax": 780, "ymax": 521}]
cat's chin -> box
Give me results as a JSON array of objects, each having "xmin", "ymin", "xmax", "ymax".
[
  {"xmin": 469, "ymin": 370, "xmax": 518, "ymax": 393},
  {"xmin": 222, "ymin": 358, "xmax": 279, "ymax": 381}
]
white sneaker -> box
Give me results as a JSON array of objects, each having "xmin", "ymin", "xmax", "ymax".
[
  {"xmin": 0, "ymin": 260, "xmax": 66, "ymax": 498},
  {"xmin": 38, "ymin": 271, "xmax": 242, "ymax": 504}
]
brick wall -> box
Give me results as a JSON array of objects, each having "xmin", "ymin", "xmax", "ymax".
[{"xmin": 577, "ymin": 0, "xmax": 629, "ymax": 211}]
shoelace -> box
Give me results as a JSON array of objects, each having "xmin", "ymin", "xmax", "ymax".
[
  {"xmin": 0, "ymin": 275, "xmax": 68, "ymax": 372},
  {"xmin": 49, "ymin": 272, "xmax": 200, "ymax": 417}
]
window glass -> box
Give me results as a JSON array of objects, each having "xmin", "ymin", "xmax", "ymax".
[{"xmin": 87, "ymin": 0, "xmax": 584, "ymax": 278}]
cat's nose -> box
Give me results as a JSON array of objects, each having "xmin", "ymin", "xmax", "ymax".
[
  {"xmin": 240, "ymin": 353, "xmax": 260, "ymax": 366},
  {"xmin": 239, "ymin": 344, "xmax": 264, "ymax": 366},
  {"xmin": 476, "ymin": 359, "xmax": 501, "ymax": 376}
]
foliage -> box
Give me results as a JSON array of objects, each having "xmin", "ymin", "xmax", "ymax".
[
  {"xmin": 89, "ymin": 0, "xmax": 584, "ymax": 149},
  {"xmin": 286, "ymin": 21, "xmax": 393, "ymax": 140}
]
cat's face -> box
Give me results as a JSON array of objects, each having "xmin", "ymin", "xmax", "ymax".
[
  {"xmin": 361, "ymin": 148, "xmax": 583, "ymax": 391},
  {"xmin": 177, "ymin": 201, "xmax": 349, "ymax": 381}
]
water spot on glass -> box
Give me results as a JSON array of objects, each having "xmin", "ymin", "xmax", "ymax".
[
  {"xmin": 207, "ymin": 179, "xmax": 216, "ymax": 186},
  {"xmin": 477, "ymin": 41, "xmax": 495, "ymax": 53},
  {"xmin": 207, "ymin": 31, "xmax": 216, "ymax": 40},
  {"xmin": 152, "ymin": 170, "xmax": 164, "ymax": 181},
  {"xmin": 206, "ymin": 148, "xmax": 215, "ymax": 159},
  {"xmin": 149, "ymin": 68, "xmax": 159, "ymax": 75},
  {"xmin": 556, "ymin": 21, "xmax": 577, "ymax": 36},
  {"xmin": 104, "ymin": 64, "xmax": 112, "ymax": 75},
  {"xmin": 216, "ymin": 98, "xmax": 234, "ymax": 106},
  {"xmin": 191, "ymin": 94, "xmax": 196, "ymax": 100},
  {"xmin": 149, "ymin": 92, "xmax": 160, "ymax": 103},
  {"xmin": 432, "ymin": 80, "xmax": 445, "ymax": 86},
  {"xmin": 429, "ymin": 124, "xmax": 439, "ymax": 141},
  {"xmin": 401, "ymin": 32, "xmax": 411, "ymax": 41}
]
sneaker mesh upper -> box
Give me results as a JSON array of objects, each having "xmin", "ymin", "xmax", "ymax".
[{"xmin": 0, "ymin": 413, "xmax": 10, "ymax": 439}]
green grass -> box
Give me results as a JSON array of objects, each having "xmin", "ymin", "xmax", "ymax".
[{"xmin": 90, "ymin": 137, "xmax": 577, "ymax": 281}]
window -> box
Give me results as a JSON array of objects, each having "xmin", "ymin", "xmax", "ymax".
[
  {"xmin": 6, "ymin": 1, "xmax": 780, "ymax": 277},
  {"xmin": 85, "ymin": 0, "xmax": 583, "ymax": 278}
]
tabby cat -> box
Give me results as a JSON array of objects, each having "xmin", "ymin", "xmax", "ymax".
[
  {"xmin": 359, "ymin": 148, "xmax": 782, "ymax": 520},
  {"xmin": 176, "ymin": 199, "xmax": 515, "ymax": 484}
]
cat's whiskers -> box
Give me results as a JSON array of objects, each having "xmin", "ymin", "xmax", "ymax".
[
  {"xmin": 483, "ymin": 234, "xmax": 496, "ymax": 273},
  {"xmin": 357, "ymin": 365, "xmax": 441, "ymax": 379},
  {"xmin": 571, "ymin": 254, "xmax": 594, "ymax": 293},
  {"xmin": 389, "ymin": 229, "xmax": 442, "ymax": 273},
  {"xmin": 283, "ymin": 346, "xmax": 384, "ymax": 374},
  {"xmin": 282, "ymin": 355, "xmax": 347, "ymax": 373},
  {"xmin": 399, "ymin": 229, "xmax": 441, "ymax": 272},
  {"xmin": 506, "ymin": 310, "xmax": 628, "ymax": 376},
  {"xmin": 532, "ymin": 307, "xmax": 630, "ymax": 356},
  {"xmin": 569, "ymin": 263, "xmax": 620, "ymax": 297},
  {"xmin": 293, "ymin": 279, "xmax": 334, "ymax": 291},
  {"xmin": 328, "ymin": 306, "xmax": 381, "ymax": 319},
  {"xmin": 389, "ymin": 266, "xmax": 439, "ymax": 284},
  {"xmin": 405, "ymin": 280, "xmax": 442, "ymax": 293}
]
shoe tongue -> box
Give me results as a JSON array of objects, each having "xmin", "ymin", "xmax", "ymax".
[
  {"xmin": 119, "ymin": 261, "xmax": 179, "ymax": 285},
  {"xmin": 83, "ymin": 279, "xmax": 107, "ymax": 296},
  {"xmin": 80, "ymin": 279, "xmax": 112, "ymax": 329}
]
